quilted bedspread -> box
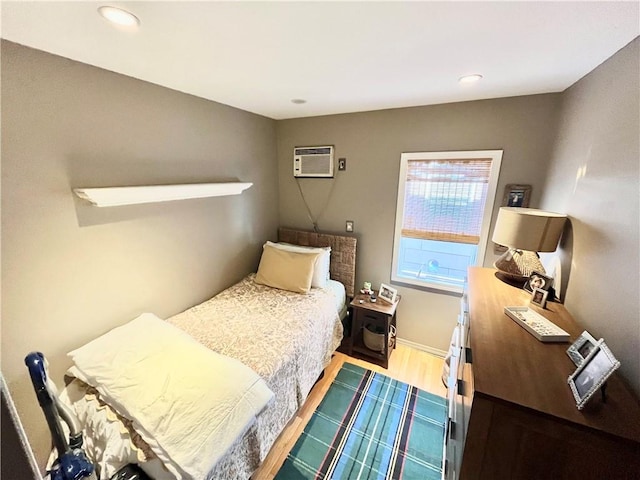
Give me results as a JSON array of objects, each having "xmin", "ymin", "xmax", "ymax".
[{"xmin": 167, "ymin": 274, "xmax": 344, "ymax": 479}]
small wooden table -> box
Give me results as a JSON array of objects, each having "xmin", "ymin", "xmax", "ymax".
[{"xmin": 349, "ymin": 292, "xmax": 400, "ymax": 368}]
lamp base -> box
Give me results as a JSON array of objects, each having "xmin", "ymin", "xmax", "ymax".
[{"xmin": 493, "ymin": 249, "xmax": 545, "ymax": 282}]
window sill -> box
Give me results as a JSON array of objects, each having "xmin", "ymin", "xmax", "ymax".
[{"xmin": 391, "ymin": 275, "xmax": 464, "ymax": 296}]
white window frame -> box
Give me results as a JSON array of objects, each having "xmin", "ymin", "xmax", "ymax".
[{"xmin": 391, "ymin": 150, "xmax": 503, "ymax": 294}]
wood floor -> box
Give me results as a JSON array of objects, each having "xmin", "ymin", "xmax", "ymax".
[{"xmin": 252, "ymin": 344, "xmax": 447, "ymax": 480}]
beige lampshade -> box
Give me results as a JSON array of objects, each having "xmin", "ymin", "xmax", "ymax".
[{"xmin": 492, "ymin": 207, "xmax": 567, "ymax": 252}]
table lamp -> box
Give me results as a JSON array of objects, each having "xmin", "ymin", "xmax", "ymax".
[{"xmin": 492, "ymin": 207, "xmax": 567, "ymax": 282}]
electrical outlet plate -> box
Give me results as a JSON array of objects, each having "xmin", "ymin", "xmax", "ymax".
[{"xmin": 346, "ymin": 220, "xmax": 354, "ymax": 232}]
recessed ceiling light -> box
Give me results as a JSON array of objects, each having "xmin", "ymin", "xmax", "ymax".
[
  {"xmin": 98, "ymin": 6, "xmax": 140, "ymax": 27},
  {"xmin": 291, "ymin": 99, "xmax": 307, "ymax": 105},
  {"xmin": 459, "ymin": 74, "xmax": 483, "ymax": 84}
]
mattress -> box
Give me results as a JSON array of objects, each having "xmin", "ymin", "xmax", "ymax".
[
  {"xmin": 167, "ymin": 274, "xmax": 344, "ymax": 479},
  {"xmin": 61, "ymin": 274, "xmax": 345, "ymax": 479}
]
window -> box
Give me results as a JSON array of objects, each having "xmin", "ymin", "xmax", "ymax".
[{"xmin": 392, "ymin": 150, "xmax": 502, "ymax": 293}]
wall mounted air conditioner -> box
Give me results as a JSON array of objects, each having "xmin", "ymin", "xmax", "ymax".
[{"xmin": 293, "ymin": 146, "xmax": 334, "ymax": 178}]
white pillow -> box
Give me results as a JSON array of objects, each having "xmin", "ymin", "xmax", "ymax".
[
  {"xmin": 68, "ymin": 313, "xmax": 274, "ymax": 480},
  {"xmin": 265, "ymin": 241, "xmax": 331, "ymax": 288}
]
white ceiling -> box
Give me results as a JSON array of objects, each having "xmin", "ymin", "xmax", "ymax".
[{"xmin": 2, "ymin": 1, "xmax": 638, "ymax": 120}]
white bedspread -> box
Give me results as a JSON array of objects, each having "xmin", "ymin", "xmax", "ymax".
[{"xmin": 67, "ymin": 313, "xmax": 274, "ymax": 480}]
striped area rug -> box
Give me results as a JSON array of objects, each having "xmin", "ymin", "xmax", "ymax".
[{"xmin": 275, "ymin": 363, "xmax": 447, "ymax": 479}]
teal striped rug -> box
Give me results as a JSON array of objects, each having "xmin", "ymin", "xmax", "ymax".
[{"xmin": 275, "ymin": 363, "xmax": 447, "ymax": 479}]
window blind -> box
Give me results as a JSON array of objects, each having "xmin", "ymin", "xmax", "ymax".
[{"xmin": 401, "ymin": 158, "xmax": 493, "ymax": 244}]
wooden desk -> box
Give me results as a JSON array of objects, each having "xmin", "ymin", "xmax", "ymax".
[{"xmin": 453, "ymin": 267, "xmax": 640, "ymax": 479}]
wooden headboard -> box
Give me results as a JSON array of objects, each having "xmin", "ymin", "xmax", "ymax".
[{"xmin": 278, "ymin": 227, "xmax": 357, "ymax": 298}]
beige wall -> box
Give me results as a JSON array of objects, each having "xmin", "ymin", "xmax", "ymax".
[
  {"xmin": 1, "ymin": 41, "xmax": 279, "ymax": 466},
  {"xmin": 277, "ymin": 94, "xmax": 561, "ymax": 354},
  {"xmin": 540, "ymin": 38, "xmax": 640, "ymax": 395},
  {"xmin": 4, "ymin": 33, "xmax": 638, "ymax": 473}
]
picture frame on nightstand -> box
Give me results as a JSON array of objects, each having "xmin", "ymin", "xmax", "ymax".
[{"xmin": 378, "ymin": 283, "xmax": 397, "ymax": 304}]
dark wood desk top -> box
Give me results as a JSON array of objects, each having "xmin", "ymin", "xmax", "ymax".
[{"xmin": 467, "ymin": 267, "xmax": 640, "ymax": 443}]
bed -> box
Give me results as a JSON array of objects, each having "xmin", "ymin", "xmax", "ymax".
[{"xmin": 57, "ymin": 228, "xmax": 357, "ymax": 480}]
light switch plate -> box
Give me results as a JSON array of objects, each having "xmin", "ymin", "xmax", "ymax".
[
  {"xmin": 346, "ymin": 220, "xmax": 354, "ymax": 232},
  {"xmin": 338, "ymin": 158, "xmax": 347, "ymax": 171}
]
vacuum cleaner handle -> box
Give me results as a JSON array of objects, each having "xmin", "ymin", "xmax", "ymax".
[
  {"xmin": 25, "ymin": 352, "xmax": 97, "ymax": 480},
  {"xmin": 25, "ymin": 352, "xmax": 69, "ymax": 457}
]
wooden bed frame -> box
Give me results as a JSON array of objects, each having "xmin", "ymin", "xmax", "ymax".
[{"xmin": 278, "ymin": 227, "xmax": 357, "ymax": 298}]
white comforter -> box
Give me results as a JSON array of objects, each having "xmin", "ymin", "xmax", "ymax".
[{"xmin": 66, "ymin": 313, "xmax": 274, "ymax": 480}]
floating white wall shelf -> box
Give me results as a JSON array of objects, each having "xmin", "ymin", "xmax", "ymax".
[{"xmin": 73, "ymin": 182, "xmax": 253, "ymax": 207}]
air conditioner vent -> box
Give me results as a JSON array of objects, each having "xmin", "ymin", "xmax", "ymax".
[{"xmin": 293, "ymin": 146, "xmax": 334, "ymax": 178}]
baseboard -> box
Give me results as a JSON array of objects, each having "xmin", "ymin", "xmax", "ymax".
[{"xmin": 396, "ymin": 338, "xmax": 447, "ymax": 358}]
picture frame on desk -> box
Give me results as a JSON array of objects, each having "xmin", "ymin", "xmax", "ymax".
[
  {"xmin": 523, "ymin": 270, "xmax": 553, "ymax": 294},
  {"xmin": 568, "ymin": 341, "xmax": 620, "ymax": 410},
  {"xmin": 566, "ymin": 330, "xmax": 599, "ymax": 366},
  {"xmin": 378, "ymin": 283, "xmax": 397, "ymax": 304},
  {"xmin": 530, "ymin": 287, "xmax": 548, "ymax": 308}
]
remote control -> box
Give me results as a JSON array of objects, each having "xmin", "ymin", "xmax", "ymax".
[{"xmin": 504, "ymin": 306, "xmax": 570, "ymax": 343}]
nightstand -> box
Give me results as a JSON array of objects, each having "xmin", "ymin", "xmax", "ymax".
[{"xmin": 350, "ymin": 292, "xmax": 400, "ymax": 368}]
